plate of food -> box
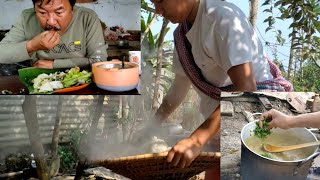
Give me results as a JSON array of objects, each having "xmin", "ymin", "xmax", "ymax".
[
  {"xmin": 54, "ymin": 83, "xmax": 90, "ymax": 93},
  {"xmin": 18, "ymin": 67, "xmax": 92, "ymax": 94}
]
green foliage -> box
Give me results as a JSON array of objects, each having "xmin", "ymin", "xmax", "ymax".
[
  {"xmin": 262, "ymin": 0, "xmax": 271, "ymax": 6},
  {"xmin": 147, "ymin": 13, "xmax": 156, "ymax": 49},
  {"xmin": 261, "ymin": 152, "xmax": 273, "ymax": 159},
  {"xmin": 254, "ymin": 118, "xmax": 271, "ymax": 139},
  {"xmin": 141, "ymin": 4, "xmax": 175, "ymax": 98},
  {"xmin": 70, "ymin": 130, "xmax": 87, "ymax": 149},
  {"xmin": 58, "ymin": 146, "xmax": 77, "ymax": 170},
  {"xmin": 142, "ymin": 13, "xmax": 171, "ymax": 56},
  {"xmin": 292, "ymin": 60, "xmax": 320, "ymax": 91},
  {"xmin": 61, "ymin": 67, "xmax": 92, "ymax": 88},
  {"xmin": 155, "ymin": 27, "xmax": 171, "ymax": 47},
  {"xmin": 58, "ymin": 130, "xmax": 87, "ymax": 171},
  {"xmin": 262, "ymin": 0, "xmax": 320, "ymax": 62},
  {"xmin": 276, "ymin": 30, "xmax": 286, "ymax": 45},
  {"xmin": 141, "ymin": 0, "xmax": 147, "ymax": 10},
  {"xmin": 262, "ymin": 2, "xmax": 285, "ymax": 45},
  {"xmin": 147, "ymin": 53, "xmax": 174, "ymax": 93}
]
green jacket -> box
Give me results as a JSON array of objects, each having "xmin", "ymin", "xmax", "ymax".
[{"xmin": 0, "ymin": 6, "xmax": 108, "ymax": 68}]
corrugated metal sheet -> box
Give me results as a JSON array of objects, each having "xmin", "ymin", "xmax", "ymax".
[{"xmin": 0, "ymin": 95, "xmax": 119, "ymax": 149}]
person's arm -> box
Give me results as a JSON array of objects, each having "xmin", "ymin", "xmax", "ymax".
[
  {"xmin": 33, "ymin": 56, "xmax": 89, "ymax": 69},
  {"xmin": 259, "ymin": 109, "xmax": 320, "ymax": 129},
  {"xmin": 155, "ymin": 74, "xmax": 191, "ymax": 122},
  {"xmin": 189, "ymin": 106, "xmax": 220, "ymax": 149},
  {"xmin": 132, "ymin": 74, "xmax": 191, "ymax": 144},
  {"xmin": 290, "ymin": 112, "xmax": 320, "ymax": 128},
  {"xmin": 207, "ymin": 5, "xmax": 262, "ymax": 91},
  {"xmin": 260, "ymin": 109, "xmax": 320, "ymax": 129},
  {"xmin": 0, "ymin": 13, "xmax": 31, "ymax": 63},
  {"xmin": 0, "ymin": 11, "xmax": 60, "ymax": 65},
  {"xmin": 167, "ymin": 105, "xmax": 220, "ymax": 168},
  {"xmin": 228, "ymin": 62, "xmax": 257, "ymax": 91},
  {"xmin": 53, "ymin": 57, "xmax": 92, "ymax": 68},
  {"xmin": 27, "ymin": 31, "xmax": 60, "ymax": 56}
]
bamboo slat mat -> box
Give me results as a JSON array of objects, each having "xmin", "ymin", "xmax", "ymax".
[{"xmin": 89, "ymin": 151, "xmax": 220, "ymax": 180}]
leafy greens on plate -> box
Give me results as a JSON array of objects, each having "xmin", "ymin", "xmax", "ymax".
[{"xmin": 18, "ymin": 67, "xmax": 92, "ymax": 94}]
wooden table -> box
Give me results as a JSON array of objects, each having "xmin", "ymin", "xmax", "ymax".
[{"xmin": 0, "ymin": 75, "xmax": 140, "ymax": 95}]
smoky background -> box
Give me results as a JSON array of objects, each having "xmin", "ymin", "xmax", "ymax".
[{"xmin": 0, "ymin": 90, "xmax": 204, "ymax": 175}]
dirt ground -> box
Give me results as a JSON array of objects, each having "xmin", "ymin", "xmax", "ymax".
[{"xmin": 220, "ymin": 93, "xmax": 320, "ymax": 180}]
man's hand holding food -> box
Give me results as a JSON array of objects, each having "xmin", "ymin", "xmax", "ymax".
[{"xmin": 26, "ymin": 31, "xmax": 60, "ymax": 55}]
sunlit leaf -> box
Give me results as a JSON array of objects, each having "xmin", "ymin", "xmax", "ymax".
[
  {"xmin": 263, "ymin": 9, "xmax": 272, "ymax": 13},
  {"xmin": 262, "ymin": 0, "xmax": 271, "ymax": 6},
  {"xmin": 265, "ymin": 27, "xmax": 273, "ymax": 33},
  {"xmin": 141, "ymin": 18, "xmax": 146, "ymax": 32},
  {"xmin": 274, "ymin": 1, "xmax": 282, "ymax": 7},
  {"xmin": 294, "ymin": 11, "xmax": 303, "ymax": 21}
]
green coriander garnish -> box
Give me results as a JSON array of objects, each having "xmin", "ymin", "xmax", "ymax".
[
  {"xmin": 261, "ymin": 152, "xmax": 273, "ymax": 159},
  {"xmin": 254, "ymin": 118, "xmax": 271, "ymax": 138}
]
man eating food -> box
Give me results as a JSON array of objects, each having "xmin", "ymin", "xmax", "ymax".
[{"xmin": 0, "ymin": 0, "xmax": 107, "ymax": 69}]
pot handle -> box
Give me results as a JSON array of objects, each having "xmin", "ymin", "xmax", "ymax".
[{"xmin": 293, "ymin": 151, "xmax": 320, "ymax": 176}]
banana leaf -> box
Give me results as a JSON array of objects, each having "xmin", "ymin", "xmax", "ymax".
[{"xmin": 18, "ymin": 67, "xmax": 64, "ymax": 94}]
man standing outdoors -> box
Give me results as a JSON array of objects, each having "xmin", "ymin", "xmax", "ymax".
[
  {"xmin": 0, "ymin": 0, "xmax": 107, "ymax": 69},
  {"xmin": 150, "ymin": 0, "xmax": 293, "ymax": 179}
]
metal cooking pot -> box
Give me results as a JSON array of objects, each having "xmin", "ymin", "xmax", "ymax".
[{"xmin": 241, "ymin": 121, "xmax": 320, "ymax": 180}]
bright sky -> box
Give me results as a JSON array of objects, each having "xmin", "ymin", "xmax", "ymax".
[{"xmin": 143, "ymin": 0, "xmax": 292, "ymax": 70}]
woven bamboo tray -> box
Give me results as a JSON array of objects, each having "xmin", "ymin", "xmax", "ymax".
[{"xmin": 89, "ymin": 151, "xmax": 220, "ymax": 180}]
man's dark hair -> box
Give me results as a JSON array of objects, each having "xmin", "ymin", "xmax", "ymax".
[{"xmin": 32, "ymin": 0, "xmax": 76, "ymax": 8}]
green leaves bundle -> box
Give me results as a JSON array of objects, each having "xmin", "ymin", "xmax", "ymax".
[
  {"xmin": 62, "ymin": 67, "xmax": 92, "ymax": 88},
  {"xmin": 254, "ymin": 118, "xmax": 271, "ymax": 138}
]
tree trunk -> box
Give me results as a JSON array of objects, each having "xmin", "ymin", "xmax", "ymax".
[
  {"xmin": 103, "ymin": 96, "xmax": 120, "ymax": 143},
  {"xmin": 293, "ymin": 57, "xmax": 297, "ymax": 79},
  {"xmin": 88, "ymin": 95, "xmax": 105, "ymax": 143},
  {"xmin": 152, "ymin": 18, "xmax": 170, "ymax": 111},
  {"xmin": 249, "ymin": 0, "xmax": 259, "ymax": 28},
  {"xmin": 128, "ymin": 96, "xmax": 139, "ymax": 141},
  {"xmin": 22, "ymin": 96, "xmax": 49, "ymax": 180},
  {"xmin": 299, "ymin": 58, "xmax": 303, "ymax": 87},
  {"xmin": 48, "ymin": 95, "xmax": 63, "ymax": 177},
  {"xmin": 51, "ymin": 95, "xmax": 63, "ymax": 156},
  {"xmin": 118, "ymin": 96, "xmax": 122, "ymax": 119},
  {"xmin": 300, "ymin": 30, "xmax": 305, "ymax": 91},
  {"xmin": 288, "ymin": 26, "xmax": 297, "ymax": 81},
  {"xmin": 75, "ymin": 95, "xmax": 105, "ymax": 179},
  {"xmin": 121, "ymin": 95, "xmax": 130, "ymax": 141}
]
